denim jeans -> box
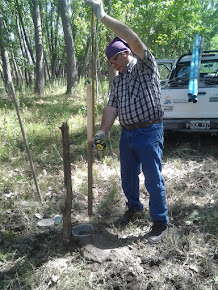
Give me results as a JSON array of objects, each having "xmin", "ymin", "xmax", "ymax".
[{"xmin": 119, "ymin": 121, "xmax": 169, "ymax": 225}]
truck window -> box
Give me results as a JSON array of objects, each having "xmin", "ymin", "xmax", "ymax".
[
  {"xmin": 176, "ymin": 64, "xmax": 190, "ymax": 80},
  {"xmin": 200, "ymin": 60, "xmax": 218, "ymax": 76},
  {"xmin": 169, "ymin": 62, "xmax": 190, "ymax": 86},
  {"xmin": 200, "ymin": 60, "xmax": 218, "ymax": 84},
  {"xmin": 169, "ymin": 59, "xmax": 218, "ymax": 86},
  {"xmin": 158, "ymin": 64, "xmax": 171, "ymax": 80}
]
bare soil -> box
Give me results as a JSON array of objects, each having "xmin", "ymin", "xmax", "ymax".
[{"xmin": 0, "ymin": 132, "xmax": 218, "ymax": 290}]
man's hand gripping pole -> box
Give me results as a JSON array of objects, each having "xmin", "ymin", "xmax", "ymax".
[{"xmin": 93, "ymin": 130, "xmax": 106, "ymax": 151}]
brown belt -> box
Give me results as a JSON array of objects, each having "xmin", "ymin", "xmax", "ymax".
[{"xmin": 122, "ymin": 118, "xmax": 161, "ymax": 131}]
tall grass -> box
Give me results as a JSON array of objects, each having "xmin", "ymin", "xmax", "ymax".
[
  {"xmin": 1, "ymin": 79, "xmax": 217, "ymax": 290},
  {"xmin": 0, "ymin": 78, "xmax": 111, "ymax": 203}
]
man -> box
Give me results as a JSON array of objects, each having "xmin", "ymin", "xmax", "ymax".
[{"xmin": 86, "ymin": 0, "xmax": 169, "ymax": 244}]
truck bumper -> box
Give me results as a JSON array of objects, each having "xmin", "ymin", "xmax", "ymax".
[{"xmin": 163, "ymin": 119, "xmax": 218, "ymax": 132}]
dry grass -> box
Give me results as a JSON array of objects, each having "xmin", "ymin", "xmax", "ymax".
[{"xmin": 0, "ymin": 85, "xmax": 217, "ymax": 289}]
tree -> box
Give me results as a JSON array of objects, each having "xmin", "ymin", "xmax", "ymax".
[
  {"xmin": 15, "ymin": 0, "xmax": 35, "ymax": 64},
  {"xmin": 0, "ymin": 8, "xmax": 13, "ymax": 96},
  {"xmin": 58, "ymin": 0, "xmax": 77, "ymax": 94},
  {"xmin": 32, "ymin": 0, "xmax": 45, "ymax": 95}
]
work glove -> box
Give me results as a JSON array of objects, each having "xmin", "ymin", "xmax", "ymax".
[
  {"xmin": 86, "ymin": 0, "xmax": 106, "ymax": 20},
  {"xmin": 93, "ymin": 130, "xmax": 106, "ymax": 151}
]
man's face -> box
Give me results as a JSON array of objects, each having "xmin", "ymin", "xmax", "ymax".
[{"xmin": 109, "ymin": 51, "xmax": 130, "ymax": 74}]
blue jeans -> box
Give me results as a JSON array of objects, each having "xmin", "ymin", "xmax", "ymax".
[{"xmin": 119, "ymin": 122, "xmax": 169, "ymax": 225}]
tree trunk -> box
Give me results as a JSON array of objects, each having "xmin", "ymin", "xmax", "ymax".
[
  {"xmin": 58, "ymin": 0, "xmax": 77, "ymax": 94},
  {"xmin": 11, "ymin": 52, "xmax": 20, "ymax": 88},
  {"xmin": 81, "ymin": 35, "xmax": 91, "ymax": 77},
  {"xmin": 57, "ymin": 51, "xmax": 65, "ymax": 78},
  {"xmin": 16, "ymin": 16, "xmax": 30, "ymax": 86},
  {"xmin": 45, "ymin": 1, "xmax": 59, "ymax": 80},
  {"xmin": 15, "ymin": 0, "xmax": 35, "ymax": 65},
  {"xmin": 32, "ymin": 0, "xmax": 45, "ymax": 95},
  {"xmin": 60, "ymin": 122, "xmax": 73, "ymax": 248},
  {"xmin": 20, "ymin": 22, "xmax": 33, "ymax": 85}
]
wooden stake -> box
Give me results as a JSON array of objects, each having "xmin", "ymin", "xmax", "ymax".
[
  {"xmin": 86, "ymin": 9, "xmax": 95, "ymax": 217},
  {"xmin": 13, "ymin": 94, "xmax": 43, "ymax": 202},
  {"xmin": 60, "ymin": 122, "xmax": 72, "ymax": 247},
  {"xmin": 87, "ymin": 80, "xmax": 94, "ymax": 217},
  {"xmin": 91, "ymin": 9, "xmax": 95, "ymax": 133}
]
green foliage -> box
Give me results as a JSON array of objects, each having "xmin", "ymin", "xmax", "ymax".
[
  {"xmin": 0, "ymin": 0, "xmax": 217, "ymax": 89},
  {"xmin": 210, "ymin": 34, "xmax": 218, "ymax": 50}
]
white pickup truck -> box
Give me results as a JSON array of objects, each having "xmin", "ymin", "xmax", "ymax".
[{"xmin": 157, "ymin": 50, "xmax": 218, "ymax": 134}]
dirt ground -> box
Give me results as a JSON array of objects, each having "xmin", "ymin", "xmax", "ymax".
[{"xmin": 0, "ymin": 132, "xmax": 218, "ymax": 289}]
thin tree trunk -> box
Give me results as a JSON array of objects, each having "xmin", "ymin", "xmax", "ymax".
[
  {"xmin": 44, "ymin": 55, "xmax": 51, "ymax": 80},
  {"xmin": 16, "ymin": 16, "xmax": 30, "ymax": 86},
  {"xmin": 54, "ymin": 11, "xmax": 60, "ymax": 78},
  {"xmin": 60, "ymin": 122, "xmax": 72, "ymax": 248},
  {"xmin": 57, "ymin": 53, "xmax": 65, "ymax": 78},
  {"xmin": 11, "ymin": 52, "xmax": 20, "ymax": 87},
  {"xmin": 82, "ymin": 35, "xmax": 91, "ymax": 77},
  {"xmin": 58, "ymin": 0, "xmax": 77, "ymax": 94},
  {"xmin": 0, "ymin": 62, "xmax": 4, "ymax": 80},
  {"xmin": 15, "ymin": 0, "xmax": 35, "ymax": 65},
  {"xmin": 20, "ymin": 23, "xmax": 33, "ymax": 85},
  {"xmin": 32, "ymin": 0, "xmax": 45, "ymax": 95}
]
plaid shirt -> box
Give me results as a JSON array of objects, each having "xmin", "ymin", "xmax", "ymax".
[{"xmin": 107, "ymin": 46, "xmax": 164, "ymax": 126}]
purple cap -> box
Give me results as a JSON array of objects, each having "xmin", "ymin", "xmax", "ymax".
[{"xmin": 106, "ymin": 37, "xmax": 131, "ymax": 60}]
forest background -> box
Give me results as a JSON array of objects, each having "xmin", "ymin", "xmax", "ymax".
[{"xmin": 0, "ymin": 0, "xmax": 218, "ymax": 96}]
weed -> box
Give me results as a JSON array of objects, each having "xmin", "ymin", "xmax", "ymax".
[
  {"xmin": 97, "ymin": 184, "xmax": 118, "ymax": 213},
  {"xmin": 0, "ymin": 82, "xmax": 217, "ymax": 290}
]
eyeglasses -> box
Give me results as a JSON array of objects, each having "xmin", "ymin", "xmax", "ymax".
[{"xmin": 109, "ymin": 52, "xmax": 126, "ymax": 66}]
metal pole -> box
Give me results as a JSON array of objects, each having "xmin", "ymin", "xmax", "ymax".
[
  {"xmin": 11, "ymin": 91, "xmax": 43, "ymax": 202},
  {"xmin": 188, "ymin": 36, "xmax": 196, "ymax": 101},
  {"xmin": 192, "ymin": 35, "xmax": 200, "ymax": 103},
  {"xmin": 87, "ymin": 9, "xmax": 95, "ymax": 217}
]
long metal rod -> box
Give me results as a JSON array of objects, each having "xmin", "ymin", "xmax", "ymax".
[
  {"xmin": 11, "ymin": 90, "xmax": 43, "ymax": 202},
  {"xmin": 87, "ymin": 9, "xmax": 95, "ymax": 217}
]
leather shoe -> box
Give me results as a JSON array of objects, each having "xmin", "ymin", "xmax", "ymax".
[
  {"xmin": 146, "ymin": 221, "xmax": 167, "ymax": 244},
  {"xmin": 114, "ymin": 208, "xmax": 143, "ymax": 227}
]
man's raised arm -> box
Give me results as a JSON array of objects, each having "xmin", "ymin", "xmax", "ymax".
[{"xmin": 86, "ymin": 0, "xmax": 145, "ymax": 60}]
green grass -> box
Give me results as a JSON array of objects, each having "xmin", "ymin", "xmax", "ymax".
[
  {"xmin": 0, "ymin": 78, "xmax": 108, "ymax": 189},
  {"xmin": 0, "ymin": 79, "xmax": 218, "ymax": 290}
]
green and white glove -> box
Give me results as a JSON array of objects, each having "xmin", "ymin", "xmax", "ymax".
[
  {"xmin": 86, "ymin": 0, "xmax": 106, "ymax": 20},
  {"xmin": 93, "ymin": 130, "xmax": 106, "ymax": 151}
]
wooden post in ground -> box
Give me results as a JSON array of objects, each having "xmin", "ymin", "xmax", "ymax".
[
  {"xmin": 60, "ymin": 122, "xmax": 72, "ymax": 247},
  {"xmin": 86, "ymin": 9, "xmax": 95, "ymax": 217},
  {"xmin": 87, "ymin": 80, "xmax": 94, "ymax": 217}
]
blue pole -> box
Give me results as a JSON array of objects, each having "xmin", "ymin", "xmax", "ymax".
[
  {"xmin": 188, "ymin": 35, "xmax": 201, "ymax": 103},
  {"xmin": 192, "ymin": 35, "xmax": 199, "ymax": 103},
  {"xmin": 188, "ymin": 36, "xmax": 197, "ymax": 101}
]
